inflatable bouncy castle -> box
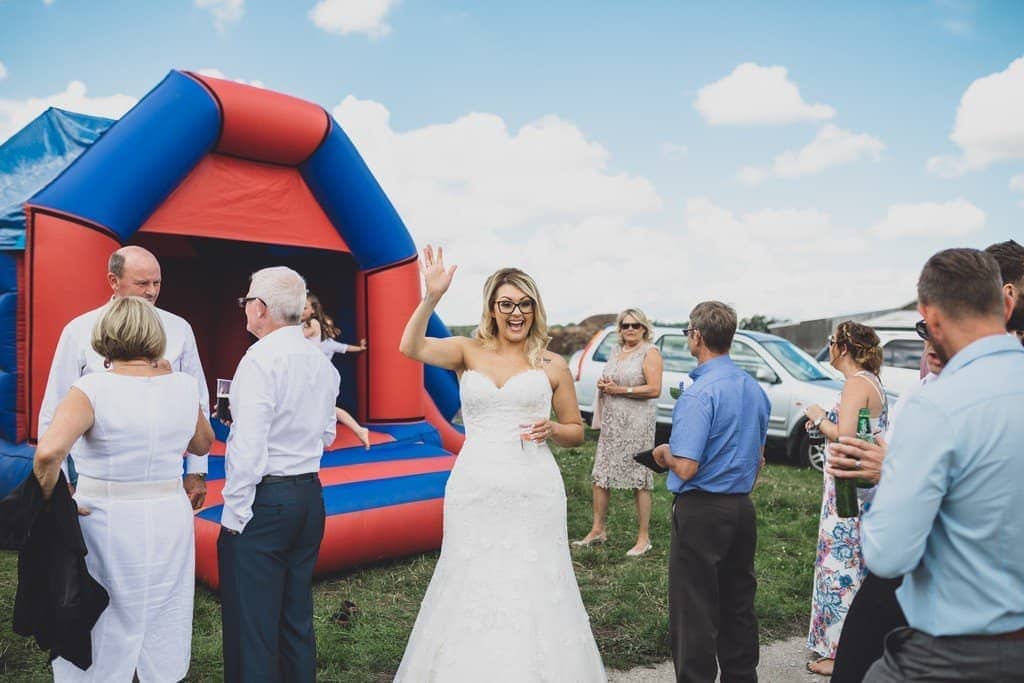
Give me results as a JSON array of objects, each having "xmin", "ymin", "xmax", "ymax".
[{"xmin": 0, "ymin": 71, "xmax": 465, "ymax": 588}]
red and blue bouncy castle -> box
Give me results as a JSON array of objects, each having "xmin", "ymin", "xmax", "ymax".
[{"xmin": 0, "ymin": 71, "xmax": 464, "ymax": 588}]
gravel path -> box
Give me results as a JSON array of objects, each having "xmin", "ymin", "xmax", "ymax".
[{"xmin": 607, "ymin": 635, "xmax": 823, "ymax": 682}]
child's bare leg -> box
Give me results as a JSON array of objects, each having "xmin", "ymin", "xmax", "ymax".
[{"xmin": 335, "ymin": 407, "xmax": 371, "ymax": 449}]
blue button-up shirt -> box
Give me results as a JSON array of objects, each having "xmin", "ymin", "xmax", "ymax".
[
  {"xmin": 863, "ymin": 334, "xmax": 1024, "ymax": 636},
  {"xmin": 667, "ymin": 355, "xmax": 771, "ymax": 494}
]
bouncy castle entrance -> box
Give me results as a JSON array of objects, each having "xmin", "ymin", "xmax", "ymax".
[{"xmin": 131, "ymin": 233, "xmax": 360, "ymax": 416}]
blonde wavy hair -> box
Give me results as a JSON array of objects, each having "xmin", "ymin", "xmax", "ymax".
[
  {"xmin": 92, "ymin": 296, "xmax": 167, "ymax": 362},
  {"xmin": 475, "ymin": 268, "xmax": 550, "ymax": 367},
  {"xmin": 616, "ymin": 308, "xmax": 653, "ymax": 344}
]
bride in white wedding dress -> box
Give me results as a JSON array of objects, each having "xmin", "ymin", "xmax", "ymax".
[{"xmin": 395, "ymin": 246, "xmax": 606, "ymax": 682}]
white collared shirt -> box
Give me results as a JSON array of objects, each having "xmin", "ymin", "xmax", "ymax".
[
  {"xmin": 220, "ymin": 325, "xmax": 339, "ymax": 532},
  {"xmin": 38, "ymin": 302, "xmax": 211, "ymax": 473}
]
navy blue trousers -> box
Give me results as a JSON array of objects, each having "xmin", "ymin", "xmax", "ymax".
[{"xmin": 218, "ymin": 476, "xmax": 325, "ymax": 683}]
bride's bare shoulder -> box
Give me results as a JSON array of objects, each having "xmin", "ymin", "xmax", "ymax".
[
  {"xmin": 540, "ymin": 350, "xmax": 567, "ymax": 369},
  {"xmin": 540, "ymin": 351, "xmax": 570, "ymax": 384}
]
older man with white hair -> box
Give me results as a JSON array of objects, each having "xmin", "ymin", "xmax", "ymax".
[
  {"xmin": 218, "ymin": 266, "xmax": 340, "ymax": 683},
  {"xmin": 38, "ymin": 245, "xmax": 211, "ymax": 506}
]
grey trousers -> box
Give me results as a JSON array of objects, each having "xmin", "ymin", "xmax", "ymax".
[{"xmin": 864, "ymin": 626, "xmax": 1024, "ymax": 682}]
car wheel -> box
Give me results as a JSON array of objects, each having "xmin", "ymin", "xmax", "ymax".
[{"xmin": 798, "ymin": 431, "xmax": 826, "ymax": 472}]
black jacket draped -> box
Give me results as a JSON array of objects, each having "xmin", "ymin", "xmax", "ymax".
[{"xmin": 0, "ymin": 471, "xmax": 109, "ymax": 671}]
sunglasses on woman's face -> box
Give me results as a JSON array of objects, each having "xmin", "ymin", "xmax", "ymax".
[
  {"xmin": 915, "ymin": 319, "xmax": 929, "ymax": 341},
  {"xmin": 495, "ymin": 299, "xmax": 534, "ymax": 315},
  {"xmin": 620, "ymin": 322, "xmax": 645, "ymax": 331}
]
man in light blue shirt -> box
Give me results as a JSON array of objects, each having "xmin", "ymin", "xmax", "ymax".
[
  {"xmin": 653, "ymin": 301, "xmax": 770, "ymax": 683},
  {"xmin": 862, "ymin": 248, "xmax": 1024, "ymax": 682}
]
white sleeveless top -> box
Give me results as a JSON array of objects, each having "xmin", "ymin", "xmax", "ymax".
[{"xmin": 70, "ymin": 372, "xmax": 200, "ymax": 482}]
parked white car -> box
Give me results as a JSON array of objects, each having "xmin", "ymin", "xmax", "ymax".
[
  {"xmin": 571, "ymin": 326, "xmax": 844, "ymax": 469},
  {"xmin": 812, "ymin": 311, "xmax": 924, "ymax": 398}
]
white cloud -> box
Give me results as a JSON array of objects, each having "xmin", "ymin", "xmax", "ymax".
[
  {"xmin": 195, "ymin": 0, "xmax": 244, "ymax": 31},
  {"xmin": 739, "ymin": 124, "xmax": 885, "ymax": 183},
  {"xmin": 330, "ymin": 95, "xmax": 666, "ymax": 323},
  {"xmin": 0, "ymin": 81, "xmax": 136, "ymax": 145},
  {"xmin": 869, "ymin": 199, "xmax": 985, "ymax": 239},
  {"xmin": 309, "ymin": 0, "xmax": 397, "ymax": 38},
  {"xmin": 330, "ymin": 94, "xmax": 921, "ymax": 323},
  {"xmin": 0, "ymin": 62, "xmax": 7, "ymax": 81},
  {"xmin": 694, "ymin": 63, "xmax": 836, "ymax": 126},
  {"xmin": 926, "ymin": 56, "xmax": 1024, "ymax": 177},
  {"xmin": 660, "ymin": 142, "xmax": 688, "ymax": 160},
  {"xmin": 196, "ymin": 68, "xmax": 264, "ymax": 89},
  {"xmin": 678, "ymin": 198, "xmax": 915, "ymax": 320},
  {"xmin": 333, "ymin": 95, "xmax": 661, "ymax": 243},
  {"xmin": 1011, "ymin": 174, "xmax": 1024, "ymax": 208},
  {"xmin": 773, "ymin": 125, "xmax": 885, "ymax": 177}
]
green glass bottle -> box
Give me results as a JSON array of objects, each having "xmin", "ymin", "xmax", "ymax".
[
  {"xmin": 834, "ymin": 466, "xmax": 859, "ymax": 517},
  {"xmin": 855, "ymin": 408, "xmax": 876, "ymax": 488}
]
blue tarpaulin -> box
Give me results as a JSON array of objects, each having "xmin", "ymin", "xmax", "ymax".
[{"xmin": 0, "ymin": 108, "xmax": 114, "ymax": 250}]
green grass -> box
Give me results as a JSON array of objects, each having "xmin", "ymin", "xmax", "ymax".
[{"xmin": 0, "ymin": 434, "xmax": 820, "ymax": 681}]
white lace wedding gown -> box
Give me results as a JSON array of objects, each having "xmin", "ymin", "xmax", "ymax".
[{"xmin": 394, "ymin": 369, "xmax": 607, "ymax": 682}]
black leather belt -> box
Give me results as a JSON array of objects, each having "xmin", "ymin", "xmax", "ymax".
[
  {"xmin": 975, "ymin": 627, "xmax": 1024, "ymax": 641},
  {"xmin": 259, "ymin": 472, "xmax": 318, "ymax": 485}
]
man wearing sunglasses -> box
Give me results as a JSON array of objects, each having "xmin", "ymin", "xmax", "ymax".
[
  {"xmin": 651, "ymin": 301, "xmax": 770, "ymax": 683},
  {"xmin": 855, "ymin": 248, "xmax": 1024, "ymax": 682},
  {"xmin": 38, "ymin": 245, "xmax": 211, "ymax": 507}
]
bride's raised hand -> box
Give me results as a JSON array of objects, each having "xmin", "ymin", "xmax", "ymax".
[{"xmin": 420, "ymin": 245, "xmax": 457, "ymax": 302}]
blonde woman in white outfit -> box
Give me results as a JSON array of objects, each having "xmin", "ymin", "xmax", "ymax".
[{"xmin": 33, "ymin": 297, "xmax": 214, "ymax": 682}]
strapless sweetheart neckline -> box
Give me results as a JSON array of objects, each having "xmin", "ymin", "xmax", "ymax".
[{"xmin": 461, "ymin": 367, "xmax": 545, "ymax": 392}]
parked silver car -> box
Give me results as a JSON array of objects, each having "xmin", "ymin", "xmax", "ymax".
[
  {"xmin": 812, "ymin": 311, "xmax": 924, "ymax": 398},
  {"xmin": 571, "ymin": 326, "xmax": 843, "ymax": 469}
]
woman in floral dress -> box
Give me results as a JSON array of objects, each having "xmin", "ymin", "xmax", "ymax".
[
  {"xmin": 801, "ymin": 321, "xmax": 888, "ymax": 677},
  {"xmin": 573, "ymin": 309, "xmax": 662, "ymax": 557}
]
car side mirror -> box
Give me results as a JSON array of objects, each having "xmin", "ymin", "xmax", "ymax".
[{"xmin": 756, "ymin": 366, "xmax": 780, "ymax": 384}]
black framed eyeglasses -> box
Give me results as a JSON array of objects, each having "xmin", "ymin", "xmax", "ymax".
[
  {"xmin": 915, "ymin": 319, "xmax": 929, "ymax": 341},
  {"xmin": 237, "ymin": 296, "xmax": 266, "ymax": 309},
  {"xmin": 495, "ymin": 299, "xmax": 535, "ymax": 315},
  {"xmin": 680, "ymin": 327, "xmax": 696, "ymax": 337},
  {"xmin": 620, "ymin": 322, "xmax": 645, "ymax": 331}
]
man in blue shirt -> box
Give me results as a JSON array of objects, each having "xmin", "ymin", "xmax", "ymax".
[
  {"xmin": 862, "ymin": 248, "xmax": 1024, "ymax": 682},
  {"xmin": 653, "ymin": 301, "xmax": 771, "ymax": 683}
]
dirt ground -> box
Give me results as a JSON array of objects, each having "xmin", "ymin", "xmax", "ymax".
[{"xmin": 607, "ymin": 635, "xmax": 823, "ymax": 683}]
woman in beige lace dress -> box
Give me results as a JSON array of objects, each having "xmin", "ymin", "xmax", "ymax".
[{"xmin": 573, "ymin": 309, "xmax": 662, "ymax": 557}]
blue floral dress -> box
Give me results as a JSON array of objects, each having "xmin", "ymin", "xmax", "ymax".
[{"xmin": 807, "ymin": 371, "xmax": 888, "ymax": 659}]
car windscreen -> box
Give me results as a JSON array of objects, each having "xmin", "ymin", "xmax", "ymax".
[
  {"xmin": 658, "ymin": 335, "xmax": 698, "ymax": 374},
  {"xmin": 883, "ymin": 340, "xmax": 924, "ymax": 370},
  {"xmin": 761, "ymin": 340, "xmax": 831, "ymax": 381},
  {"xmin": 591, "ymin": 332, "xmax": 619, "ymax": 363}
]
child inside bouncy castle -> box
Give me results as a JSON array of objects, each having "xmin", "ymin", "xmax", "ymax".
[{"xmin": 302, "ymin": 292, "xmax": 371, "ymax": 449}]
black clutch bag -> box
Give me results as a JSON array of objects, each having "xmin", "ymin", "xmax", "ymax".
[{"xmin": 633, "ymin": 448, "xmax": 669, "ymax": 474}]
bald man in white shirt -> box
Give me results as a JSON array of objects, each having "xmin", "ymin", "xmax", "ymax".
[
  {"xmin": 218, "ymin": 266, "xmax": 339, "ymax": 683},
  {"xmin": 38, "ymin": 245, "xmax": 211, "ymax": 507}
]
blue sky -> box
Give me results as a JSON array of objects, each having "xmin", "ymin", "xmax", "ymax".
[{"xmin": 2, "ymin": 0, "xmax": 1023, "ymax": 324}]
